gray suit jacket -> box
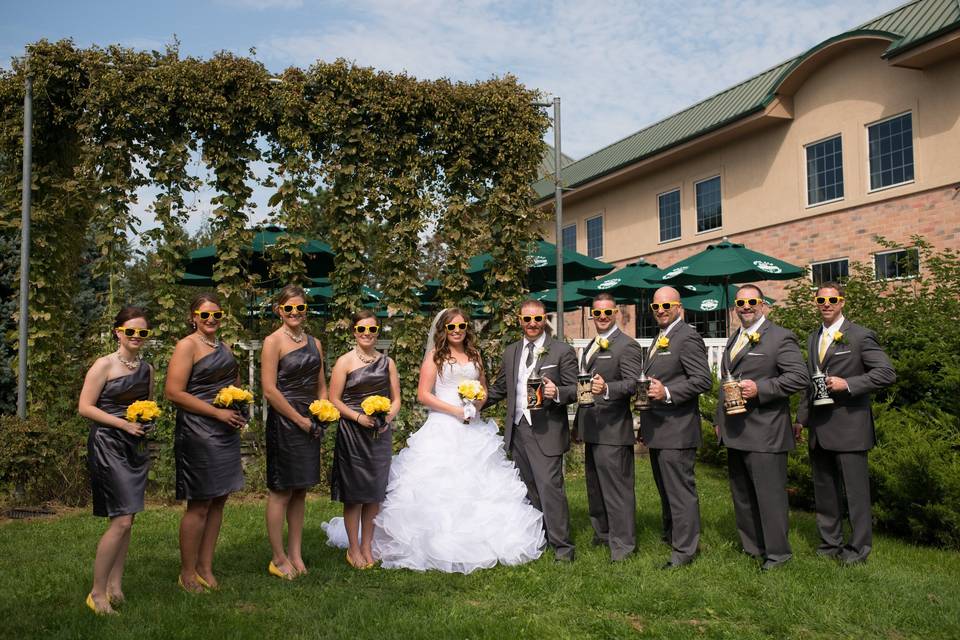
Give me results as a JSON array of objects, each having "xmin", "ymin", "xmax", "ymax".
[
  {"xmin": 486, "ymin": 335, "xmax": 578, "ymax": 457},
  {"xmin": 639, "ymin": 322, "xmax": 713, "ymax": 449},
  {"xmin": 795, "ymin": 319, "xmax": 895, "ymax": 451},
  {"xmin": 716, "ymin": 319, "xmax": 809, "ymax": 453},
  {"xmin": 563, "ymin": 329, "xmax": 644, "ymax": 446}
]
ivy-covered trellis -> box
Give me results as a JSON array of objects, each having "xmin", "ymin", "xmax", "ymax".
[{"xmin": 0, "ymin": 40, "xmax": 550, "ymax": 434}]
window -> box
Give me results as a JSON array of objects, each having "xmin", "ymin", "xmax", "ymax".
[
  {"xmin": 586, "ymin": 215, "xmax": 603, "ymax": 258},
  {"xmin": 561, "ymin": 224, "xmax": 576, "ymax": 253},
  {"xmin": 875, "ymin": 248, "xmax": 919, "ymax": 280},
  {"xmin": 806, "ymin": 135, "xmax": 844, "ymax": 205},
  {"xmin": 811, "ymin": 259, "xmax": 849, "ymax": 285},
  {"xmin": 868, "ymin": 113, "xmax": 914, "ymax": 191},
  {"xmin": 658, "ymin": 189, "xmax": 681, "ymax": 242},
  {"xmin": 695, "ymin": 176, "xmax": 722, "ymax": 232}
]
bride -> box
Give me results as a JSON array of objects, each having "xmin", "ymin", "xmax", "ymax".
[{"xmin": 323, "ymin": 307, "xmax": 545, "ymax": 573}]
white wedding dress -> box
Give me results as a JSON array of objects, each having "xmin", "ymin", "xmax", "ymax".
[{"xmin": 322, "ymin": 361, "xmax": 545, "ymax": 573}]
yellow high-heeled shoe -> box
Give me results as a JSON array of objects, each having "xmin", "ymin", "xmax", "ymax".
[
  {"xmin": 268, "ymin": 561, "xmax": 295, "ymax": 580},
  {"xmin": 86, "ymin": 593, "xmax": 117, "ymax": 616},
  {"xmin": 195, "ymin": 574, "xmax": 218, "ymax": 591}
]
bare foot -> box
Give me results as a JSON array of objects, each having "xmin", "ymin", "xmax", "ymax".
[
  {"xmin": 195, "ymin": 569, "xmax": 219, "ymax": 590},
  {"xmin": 346, "ymin": 548, "xmax": 365, "ymax": 568},
  {"xmin": 361, "ymin": 548, "xmax": 375, "ymax": 567},
  {"xmin": 88, "ymin": 592, "xmax": 116, "ymax": 615},
  {"xmin": 106, "ymin": 589, "xmax": 125, "ymax": 606},
  {"xmin": 178, "ymin": 572, "xmax": 205, "ymax": 593},
  {"xmin": 290, "ymin": 558, "xmax": 308, "ymax": 576}
]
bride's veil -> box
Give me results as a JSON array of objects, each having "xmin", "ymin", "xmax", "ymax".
[{"xmin": 423, "ymin": 308, "xmax": 450, "ymax": 358}]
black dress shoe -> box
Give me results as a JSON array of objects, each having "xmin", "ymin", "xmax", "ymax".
[
  {"xmin": 555, "ymin": 553, "xmax": 574, "ymax": 563},
  {"xmin": 760, "ymin": 558, "xmax": 790, "ymax": 572},
  {"xmin": 816, "ymin": 546, "xmax": 842, "ymax": 559},
  {"xmin": 660, "ymin": 555, "xmax": 696, "ymax": 570}
]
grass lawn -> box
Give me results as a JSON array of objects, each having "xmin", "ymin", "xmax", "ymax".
[{"xmin": 1, "ymin": 459, "xmax": 958, "ymax": 639}]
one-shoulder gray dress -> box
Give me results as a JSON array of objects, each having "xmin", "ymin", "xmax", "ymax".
[
  {"xmin": 87, "ymin": 360, "xmax": 152, "ymax": 517},
  {"xmin": 331, "ymin": 356, "xmax": 393, "ymax": 503},
  {"xmin": 174, "ymin": 343, "xmax": 245, "ymax": 500},
  {"xmin": 266, "ymin": 337, "xmax": 323, "ymax": 491}
]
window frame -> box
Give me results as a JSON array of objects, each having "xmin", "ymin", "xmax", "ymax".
[
  {"xmin": 804, "ymin": 133, "xmax": 845, "ymax": 208},
  {"xmin": 561, "ymin": 223, "xmax": 577, "ymax": 254},
  {"xmin": 694, "ymin": 175, "xmax": 723, "ymax": 234},
  {"xmin": 809, "ymin": 257, "xmax": 850, "ymax": 285},
  {"xmin": 866, "ymin": 111, "xmax": 916, "ymax": 194},
  {"xmin": 585, "ymin": 214, "xmax": 604, "ymax": 259},
  {"xmin": 657, "ymin": 188, "xmax": 682, "ymax": 243},
  {"xmin": 873, "ymin": 247, "xmax": 920, "ymax": 281}
]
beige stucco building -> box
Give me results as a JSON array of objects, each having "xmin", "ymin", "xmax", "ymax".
[{"xmin": 535, "ymin": 0, "xmax": 960, "ymax": 338}]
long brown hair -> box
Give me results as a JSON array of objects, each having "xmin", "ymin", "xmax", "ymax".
[{"xmin": 432, "ymin": 308, "xmax": 483, "ymax": 378}]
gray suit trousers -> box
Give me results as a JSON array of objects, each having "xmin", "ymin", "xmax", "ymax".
[
  {"xmin": 585, "ymin": 442, "xmax": 636, "ymax": 560},
  {"xmin": 511, "ymin": 418, "xmax": 574, "ymax": 559},
  {"xmin": 727, "ymin": 448, "xmax": 792, "ymax": 564},
  {"xmin": 650, "ymin": 448, "xmax": 700, "ymax": 563},
  {"xmin": 810, "ymin": 445, "xmax": 872, "ymax": 561}
]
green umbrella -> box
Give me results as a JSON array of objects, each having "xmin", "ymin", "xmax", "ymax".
[
  {"xmin": 178, "ymin": 225, "xmax": 335, "ymax": 285},
  {"xmin": 575, "ymin": 258, "xmax": 665, "ymax": 298},
  {"xmin": 658, "ymin": 237, "xmax": 802, "ymax": 332},
  {"xmin": 530, "ymin": 280, "xmax": 595, "ymax": 313},
  {"xmin": 467, "ymin": 240, "xmax": 614, "ymax": 291}
]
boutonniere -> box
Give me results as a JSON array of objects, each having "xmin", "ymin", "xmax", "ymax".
[
  {"xmin": 656, "ymin": 336, "xmax": 669, "ymax": 349},
  {"xmin": 597, "ymin": 338, "xmax": 610, "ymax": 351},
  {"xmin": 833, "ymin": 331, "xmax": 846, "ymax": 345},
  {"xmin": 747, "ymin": 332, "xmax": 761, "ymax": 344},
  {"xmin": 535, "ymin": 346, "xmax": 549, "ymax": 359}
]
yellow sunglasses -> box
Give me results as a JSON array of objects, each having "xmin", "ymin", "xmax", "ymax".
[
  {"xmin": 815, "ymin": 295, "xmax": 844, "ymax": 305},
  {"xmin": 446, "ymin": 322, "xmax": 467, "ymax": 332},
  {"xmin": 280, "ymin": 303, "xmax": 308, "ymax": 313},
  {"xmin": 591, "ymin": 308, "xmax": 617, "ymax": 317},
  {"xmin": 194, "ymin": 310, "xmax": 225, "ymax": 320},
  {"xmin": 354, "ymin": 325, "xmax": 380, "ymax": 334},
  {"xmin": 519, "ymin": 314, "xmax": 545, "ymax": 323},
  {"xmin": 649, "ymin": 301, "xmax": 681, "ymax": 311},
  {"xmin": 734, "ymin": 298, "xmax": 763, "ymax": 307},
  {"xmin": 117, "ymin": 327, "xmax": 152, "ymax": 338}
]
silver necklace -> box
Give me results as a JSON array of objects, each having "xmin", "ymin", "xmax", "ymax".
[
  {"xmin": 354, "ymin": 346, "xmax": 379, "ymax": 364},
  {"xmin": 283, "ymin": 328, "xmax": 305, "ymax": 343},
  {"xmin": 197, "ymin": 333, "xmax": 219, "ymax": 349},
  {"xmin": 115, "ymin": 351, "xmax": 141, "ymax": 370}
]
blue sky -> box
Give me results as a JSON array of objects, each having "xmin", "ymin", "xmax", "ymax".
[{"xmin": 2, "ymin": 0, "xmax": 905, "ymax": 230}]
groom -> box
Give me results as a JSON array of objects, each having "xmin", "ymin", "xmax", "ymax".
[{"xmin": 485, "ymin": 299, "xmax": 578, "ymax": 562}]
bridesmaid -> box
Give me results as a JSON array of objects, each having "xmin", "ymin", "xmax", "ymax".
[
  {"xmin": 165, "ymin": 292, "xmax": 246, "ymax": 592},
  {"xmin": 329, "ymin": 310, "xmax": 401, "ymax": 568},
  {"xmin": 261, "ymin": 285, "xmax": 328, "ymax": 579},
  {"xmin": 78, "ymin": 306, "xmax": 154, "ymax": 615}
]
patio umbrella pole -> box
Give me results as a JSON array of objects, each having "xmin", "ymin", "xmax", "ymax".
[{"xmin": 552, "ymin": 97, "xmax": 564, "ymax": 341}]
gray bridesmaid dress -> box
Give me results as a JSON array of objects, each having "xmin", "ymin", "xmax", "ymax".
[
  {"xmin": 266, "ymin": 337, "xmax": 323, "ymax": 490},
  {"xmin": 331, "ymin": 356, "xmax": 393, "ymax": 503},
  {"xmin": 87, "ymin": 360, "xmax": 152, "ymax": 517},
  {"xmin": 174, "ymin": 343, "xmax": 245, "ymax": 500}
]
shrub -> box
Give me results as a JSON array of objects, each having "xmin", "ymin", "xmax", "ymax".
[{"xmin": 0, "ymin": 413, "xmax": 89, "ymax": 506}]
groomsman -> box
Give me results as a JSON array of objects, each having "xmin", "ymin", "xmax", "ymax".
[
  {"xmin": 640, "ymin": 287, "xmax": 712, "ymax": 569},
  {"xmin": 486, "ymin": 299, "xmax": 578, "ymax": 562},
  {"xmin": 716, "ymin": 284, "xmax": 809, "ymax": 570},
  {"xmin": 794, "ymin": 281, "xmax": 895, "ymax": 565},
  {"xmin": 564, "ymin": 293, "xmax": 644, "ymax": 561}
]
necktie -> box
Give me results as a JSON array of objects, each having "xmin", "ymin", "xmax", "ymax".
[
  {"xmin": 586, "ymin": 338, "xmax": 601, "ymax": 363},
  {"xmin": 729, "ymin": 331, "xmax": 748, "ymax": 359},
  {"xmin": 525, "ymin": 341, "xmax": 535, "ymax": 368},
  {"xmin": 818, "ymin": 331, "xmax": 830, "ymax": 363},
  {"xmin": 649, "ymin": 332, "xmax": 663, "ymax": 357}
]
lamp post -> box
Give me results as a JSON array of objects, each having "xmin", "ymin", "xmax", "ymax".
[
  {"xmin": 17, "ymin": 67, "xmax": 32, "ymax": 420},
  {"xmin": 534, "ymin": 97, "xmax": 564, "ymax": 340}
]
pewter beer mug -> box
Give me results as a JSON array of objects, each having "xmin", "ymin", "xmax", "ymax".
[
  {"xmin": 577, "ymin": 372, "xmax": 595, "ymax": 408},
  {"xmin": 634, "ymin": 371, "xmax": 652, "ymax": 411},
  {"xmin": 526, "ymin": 373, "xmax": 544, "ymax": 410},
  {"xmin": 721, "ymin": 371, "xmax": 747, "ymax": 415},
  {"xmin": 811, "ymin": 365, "xmax": 834, "ymax": 406}
]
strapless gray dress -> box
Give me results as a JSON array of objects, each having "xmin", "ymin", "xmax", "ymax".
[
  {"xmin": 87, "ymin": 360, "xmax": 152, "ymax": 517},
  {"xmin": 266, "ymin": 337, "xmax": 323, "ymax": 490},
  {"xmin": 331, "ymin": 356, "xmax": 393, "ymax": 503},
  {"xmin": 174, "ymin": 343, "xmax": 245, "ymax": 500}
]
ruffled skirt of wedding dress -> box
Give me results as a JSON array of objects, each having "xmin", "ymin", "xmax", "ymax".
[{"xmin": 321, "ymin": 412, "xmax": 545, "ymax": 574}]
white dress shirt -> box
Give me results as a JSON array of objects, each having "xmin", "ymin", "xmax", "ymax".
[{"xmin": 515, "ymin": 332, "xmax": 548, "ymax": 426}]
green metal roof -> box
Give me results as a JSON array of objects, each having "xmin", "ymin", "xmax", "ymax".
[{"xmin": 533, "ymin": 0, "xmax": 960, "ymax": 201}]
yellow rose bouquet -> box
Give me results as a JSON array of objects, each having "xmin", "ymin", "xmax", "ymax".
[
  {"xmin": 457, "ymin": 380, "xmax": 486, "ymax": 424},
  {"xmin": 308, "ymin": 399, "xmax": 340, "ymax": 439},
  {"xmin": 360, "ymin": 394, "xmax": 392, "ymax": 438},
  {"xmin": 126, "ymin": 400, "xmax": 162, "ymax": 436},
  {"xmin": 213, "ymin": 385, "xmax": 254, "ymax": 409}
]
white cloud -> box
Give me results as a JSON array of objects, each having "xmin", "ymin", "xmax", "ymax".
[{"xmin": 257, "ymin": 0, "xmax": 903, "ymax": 159}]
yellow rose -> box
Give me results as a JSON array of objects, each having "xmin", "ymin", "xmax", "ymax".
[
  {"xmin": 214, "ymin": 385, "xmax": 254, "ymax": 408},
  {"xmin": 457, "ymin": 380, "xmax": 486, "ymax": 401},
  {"xmin": 361, "ymin": 395, "xmax": 391, "ymax": 416},
  {"xmin": 747, "ymin": 332, "xmax": 761, "ymax": 344},
  {"xmin": 656, "ymin": 336, "xmax": 670, "ymax": 349},
  {"xmin": 309, "ymin": 399, "xmax": 340, "ymax": 423},
  {"xmin": 833, "ymin": 331, "xmax": 845, "ymax": 344},
  {"xmin": 598, "ymin": 338, "xmax": 610, "ymax": 351},
  {"xmin": 126, "ymin": 400, "xmax": 162, "ymax": 423}
]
